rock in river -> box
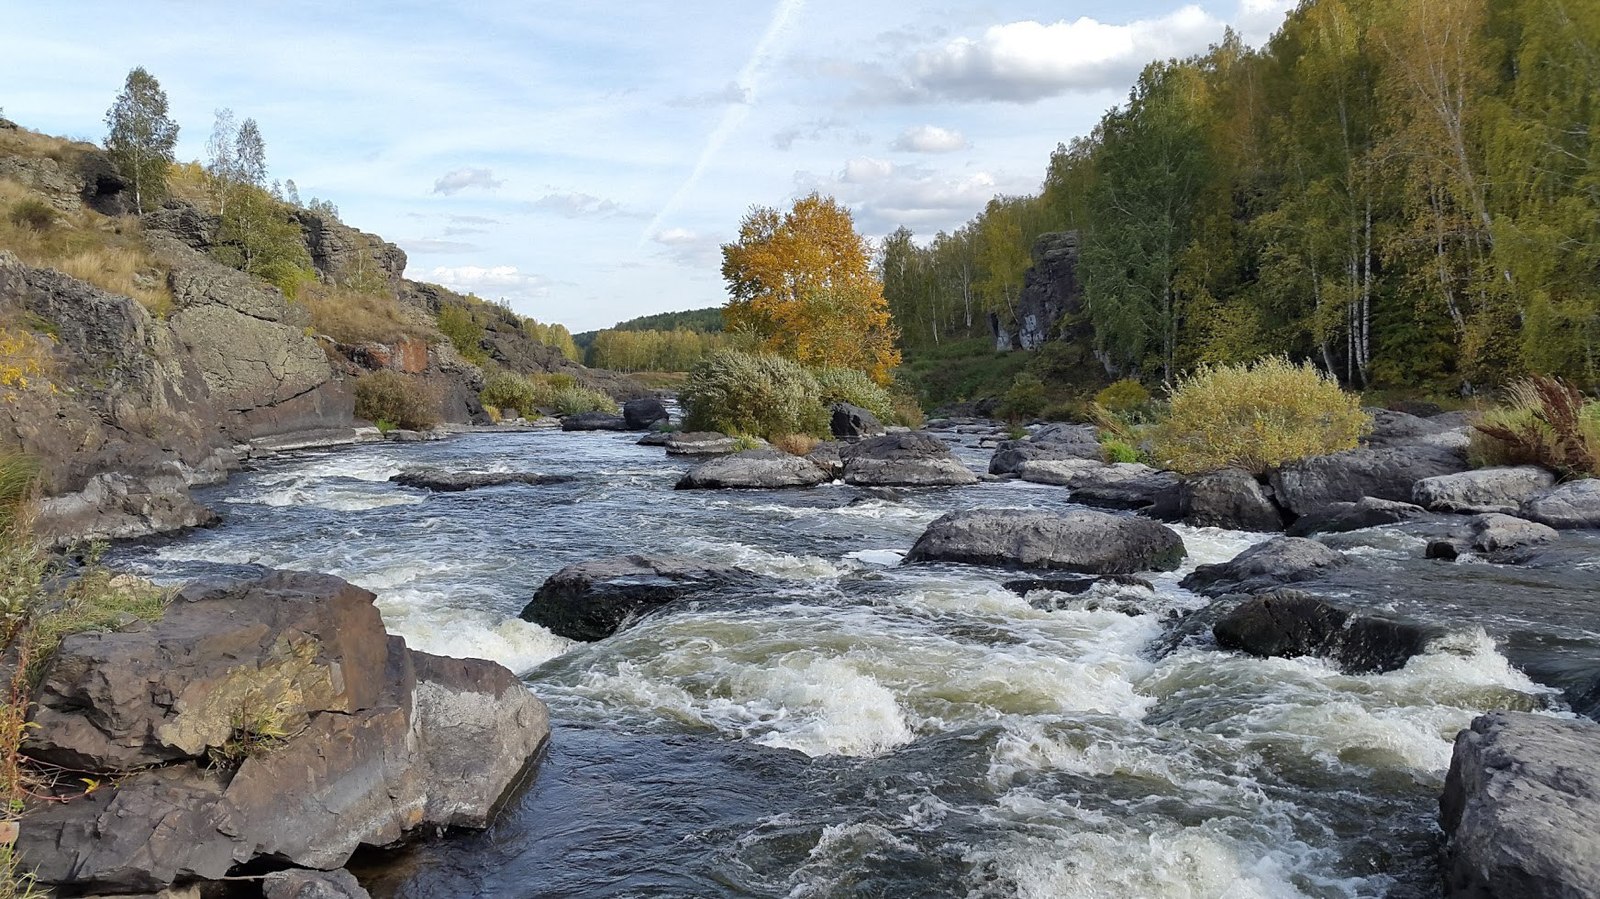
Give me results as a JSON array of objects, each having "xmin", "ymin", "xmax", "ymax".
[
  {"xmin": 666, "ymin": 431, "xmax": 745, "ymax": 456},
  {"xmin": 988, "ymin": 424, "xmax": 1102, "ymax": 475},
  {"xmin": 1441, "ymin": 711, "xmax": 1600, "ymax": 898},
  {"xmin": 841, "ymin": 432, "xmax": 977, "ymax": 487},
  {"xmin": 1212, "ymin": 589, "xmax": 1439, "ymax": 674},
  {"xmin": 675, "ymin": 449, "xmax": 832, "ymax": 490},
  {"xmin": 1412, "ymin": 466, "xmax": 1556, "ymax": 514},
  {"xmin": 561, "ymin": 412, "xmax": 631, "ymax": 432},
  {"xmin": 904, "ymin": 508, "xmax": 1186, "ymax": 574},
  {"xmin": 622, "ymin": 396, "xmax": 669, "ymax": 430},
  {"xmin": 391, "ymin": 468, "xmax": 573, "ymax": 491},
  {"xmin": 1270, "ymin": 444, "xmax": 1469, "ymax": 516},
  {"xmin": 1181, "ymin": 536, "xmax": 1348, "ymax": 597},
  {"xmin": 520, "ymin": 554, "xmax": 756, "ymax": 641},
  {"xmin": 1179, "ymin": 468, "xmax": 1285, "ymax": 532},
  {"xmin": 1520, "ymin": 478, "xmax": 1600, "ymax": 529},
  {"xmin": 830, "ymin": 402, "xmax": 886, "ymax": 438},
  {"xmin": 1426, "ymin": 512, "xmax": 1559, "ymax": 562},
  {"xmin": 1286, "ymin": 496, "xmax": 1427, "ymax": 537}
]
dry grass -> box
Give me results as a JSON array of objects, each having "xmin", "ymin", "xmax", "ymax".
[
  {"xmin": 301, "ymin": 282, "xmax": 433, "ymax": 345},
  {"xmin": 0, "ymin": 179, "xmax": 173, "ymax": 317},
  {"xmin": 0, "ymin": 125, "xmax": 94, "ymax": 169},
  {"xmin": 771, "ymin": 433, "xmax": 821, "ymax": 456},
  {"xmin": 1471, "ymin": 375, "xmax": 1600, "ymax": 478}
]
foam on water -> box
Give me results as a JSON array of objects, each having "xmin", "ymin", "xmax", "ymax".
[{"xmin": 226, "ymin": 478, "xmax": 422, "ymax": 512}]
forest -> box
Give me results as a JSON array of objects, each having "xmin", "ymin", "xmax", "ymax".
[{"xmin": 880, "ymin": 0, "xmax": 1600, "ymax": 395}]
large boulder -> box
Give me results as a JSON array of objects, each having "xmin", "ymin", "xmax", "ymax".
[
  {"xmin": 1015, "ymin": 459, "xmax": 1105, "ymax": 486},
  {"xmin": 1063, "ymin": 463, "xmax": 1182, "ymax": 520},
  {"xmin": 675, "ymin": 449, "xmax": 831, "ymax": 490},
  {"xmin": 1362, "ymin": 408, "xmax": 1469, "ymax": 452},
  {"xmin": 830, "ymin": 403, "xmax": 886, "ymax": 438},
  {"xmin": 1286, "ymin": 496, "xmax": 1428, "ymax": 537},
  {"xmin": 841, "ymin": 432, "xmax": 977, "ymax": 487},
  {"xmin": 666, "ymin": 432, "xmax": 743, "ymax": 456},
  {"xmin": 1270, "ymin": 445, "xmax": 1469, "ymax": 516},
  {"xmin": 519, "ymin": 555, "xmax": 755, "ymax": 641},
  {"xmin": 1441, "ymin": 712, "xmax": 1600, "ymax": 898},
  {"xmin": 904, "ymin": 508, "xmax": 1187, "ymax": 574},
  {"xmin": 1520, "ymin": 479, "xmax": 1600, "ymax": 529},
  {"xmin": 988, "ymin": 424, "xmax": 1102, "ymax": 475},
  {"xmin": 622, "ymin": 397, "xmax": 669, "ymax": 430},
  {"xmin": 1212, "ymin": 590, "xmax": 1439, "ymax": 674},
  {"xmin": 560, "ymin": 412, "xmax": 630, "ymax": 432},
  {"xmin": 1427, "ymin": 513, "xmax": 1559, "ymax": 562},
  {"xmin": 1180, "ymin": 468, "xmax": 1285, "ymax": 532},
  {"xmin": 391, "ymin": 469, "xmax": 573, "ymax": 491},
  {"xmin": 1413, "ymin": 466, "xmax": 1557, "ymax": 514},
  {"xmin": 1180, "ymin": 536, "xmax": 1348, "ymax": 597},
  {"xmin": 17, "ymin": 571, "xmax": 549, "ymax": 894}
]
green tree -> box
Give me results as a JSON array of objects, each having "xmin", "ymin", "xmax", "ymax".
[{"xmin": 104, "ymin": 67, "xmax": 179, "ymax": 214}]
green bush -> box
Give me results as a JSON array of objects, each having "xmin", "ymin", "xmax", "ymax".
[
  {"xmin": 7, "ymin": 198, "xmax": 53, "ymax": 231},
  {"xmin": 437, "ymin": 305, "xmax": 488, "ymax": 364},
  {"xmin": 1102, "ymin": 439, "xmax": 1141, "ymax": 464},
  {"xmin": 1095, "ymin": 378, "xmax": 1151, "ymax": 414},
  {"xmin": 353, "ymin": 370, "xmax": 441, "ymax": 431},
  {"xmin": 682, "ymin": 350, "xmax": 829, "ymax": 439},
  {"xmin": 1152, "ymin": 356, "xmax": 1370, "ymax": 475},
  {"xmin": 997, "ymin": 371, "xmax": 1047, "ymax": 422},
  {"xmin": 480, "ymin": 371, "xmax": 540, "ymax": 418},
  {"xmin": 814, "ymin": 367, "xmax": 895, "ymax": 421},
  {"xmin": 550, "ymin": 385, "xmax": 617, "ymax": 416},
  {"xmin": 888, "ymin": 393, "xmax": 926, "ymax": 429},
  {"xmin": 1470, "ymin": 375, "xmax": 1599, "ymax": 478}
]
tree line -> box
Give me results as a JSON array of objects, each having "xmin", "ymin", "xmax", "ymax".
[{"xmin": 881, "ymin": 0, "xmax": 1600, "ymax": 392}]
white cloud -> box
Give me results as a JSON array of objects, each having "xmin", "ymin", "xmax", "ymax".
[
  {"xmin": 666, "ymin": 81, "xmax": 751, "ymax": 108},
  {"xmin": 1235, "ymin": 0, "xmax": 1296, "ymax": 44},
  {"xmin": 421, "ymin": 264, "xmax": 553, "ymax": 301},
  {"xmin": 908, "ymin": 6, "xmax": 1224, "ymax": 102},
  {"xmin": 399, "ymin": 238, "xmax": 481, "ymax": 254},
  {"xmin": 891, "ymin": 125, "xmax": 968, "ymax": 153},
  {"xmin": 797, "ymin": 160, "xmax": 1012, "ymax": 236},
  {"xmin": 431, "ymin": 167, "xmax": 505, "ymax": 195},
  {"xmin": 651, "ymin": 227, "xmax": 723, "ymax": 268},
  {"xmin": 842, "ymin": 157, "xmax": 894, "ymax": 184},
  {"xmin": 521, "ymin": 192, "xmax": 630, "ymax": 218},
  {"xmin": 771, "ymin": 117, "xmax": 871, "ymax": 151}
]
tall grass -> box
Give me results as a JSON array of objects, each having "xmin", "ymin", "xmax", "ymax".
[
  {"xmin": 1471, "ymin": 375, "xmax": 1600, "ymax": 479},
  {"xmin": 0, "ymin": 180, "xmax": 173, "ymax": 316},
  {"xmin": 301, "ymin": 282, "xmax": 430, "ymax": 345}
]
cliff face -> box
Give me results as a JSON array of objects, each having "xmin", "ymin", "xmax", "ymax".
[{"xmin": 992, "ymin": 231, "xmax": 1084, "ymax": 351}]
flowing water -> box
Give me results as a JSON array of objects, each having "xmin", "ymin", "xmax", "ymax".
[{"xmin": 111, "ymin": 430, "xmax": 1600, "ymax": 899}]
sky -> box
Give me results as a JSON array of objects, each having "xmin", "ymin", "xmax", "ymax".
[{"xmin": 0, "ymin": 1, "xmax": 1295, "ymax": 332}]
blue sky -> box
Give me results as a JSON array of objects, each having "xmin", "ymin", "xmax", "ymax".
[{"xmin": 1, "ymin": 1, "xmax": 1294, "ymax": 331}]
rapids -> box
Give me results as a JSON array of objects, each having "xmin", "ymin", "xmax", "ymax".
[{"xmin": 113, "ymin": 430, "xmax": 1598, "ymax": 898}]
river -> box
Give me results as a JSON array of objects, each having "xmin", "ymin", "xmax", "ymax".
[{"xmin": 112, "ymin": 428, "xmax": 1599, "ymax": 898}]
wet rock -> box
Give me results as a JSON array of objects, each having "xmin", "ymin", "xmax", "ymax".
[
  {"xmin": 805, "ymin": 441, "xmax": 845, "ymax": 479},
  {"xmin": 391, "ymin": 469, "xmax": 573, "ymax": 491},
  {"xmin": 34, "ymin": 471, "xmax": 220, "ymax": 545},
  {"xmin": 666, "ymin": 431, "xmax": 744, "ymax": 456},
  {"xmin": 905, "ymin": 508, "xmax": 1187, "ymax": 574},
  {"xmin": 623, "ymin": 397, "xmax": 669, "ymax": 430},
  {"xmin": 675, "ymin": 449, "xmax": 831, "ymax": 490},
  {"xmin": 830, "ymin": 403, "xmax": 886, "ymax": 438},
  {"xmin": 1286, "ymin": 496, "xmax": 1428, "ymax": 537},
  {"xmin": 636, "ymin": 430, "xmax": 674, "ymax": 446},
  {"xmin": 18, "ymin": 571, "xmax": 550, "ymax": 894},
  {"xmin": 1441, "ymin": 711, "xmax": 1600, "ymax": 898},
  {"xmin": 988, "ymin": 424, "xmax": 1102, "ymax": 475},
  {"xmin": 1015, "ymin": 459, "xmax": 1105, "ymax": 486},
  {"xmin": 1212, "ymin": 590, "xmax": 1438, "ymax": 674},
  {"xmin": 560, "ymin": 412, "xmax": 630, "ymax": 432},
  {"xmin": 1520, "ymin": 479, "xmax": 1600, "ymax": 529},
  {"xmin": 1064, "ymin": 463, "xmax": 1183, "ymax": 520},
  {"xmin": 1180, "ymin": 468, "xmax": 1285, "ymax": 532},
  {"xmin": 1413, "ymin": 466, "xmax": 1557, "ymax": 514},
  {"xmin": 1427, "ymin": 513, "xmax": 1559, "ymax": 563},
  {"xmin": 264, "ymin": 869, "xmax": 371, "ymax": 899},
  {"xmin": 1270, "ymin": 444, "xmax": 1469, "ymax": 516},
  {"xmin": 841, "ymin": 432, "xmax": 977, "ymax": 487},
  {"xmin": 1180, "ymin": 536, "xmax": 1348, "ymax": 597},
  {"xmin": 1003, "ymin": 574, "xmax": 1155, "ymax": 597},
  {"xmin": 519, "ymin": 554, "xmax": 755, "ymax": 641}
]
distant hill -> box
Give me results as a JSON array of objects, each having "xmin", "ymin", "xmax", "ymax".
[{"xmin": 574, "ymin": 306, "xmax": 722, "ymax": 350}]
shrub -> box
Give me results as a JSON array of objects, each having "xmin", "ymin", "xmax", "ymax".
[
  {"xmin": 550, "ymin": 385, "xmax": 617, "ymax": 416},
  {"xmin": 1153, "ymin": 356, "xmax": 1370, "ymax": 475},
  {"xmin": 682, "ymin": 350, "xmax": 829, "ymax": 439},
  {"xmin": 997, "ymin": 371, "xmax": 1047, "ymax": 422},
  {"xmin": 1470, "ymin": 375, "xmax": 1599, "ymax": 478},
  {"xmin": 437, "ymin": 305, "xmax": 488, "ymax": 364},
  {"xmin": 772, "ymin": 433, "xmax": 820, "ymax": 456},
  {"xmin": 1095, "ymin": 379, "xmax": 1152, "ymax": 414},
  {"xmin": 353, "ymin": 370, "xmax": 441, "ymax": 431},
  {"xmin": 814, "ymin": 367, "xmax": 894, "ymax": 421},
  {"xmin": 480, "ymin": 371, "xmax": 541, "ymax": 419},
  {"xmin": 888, "ymin": 394, "xmax": 926, "ymax": 429},
  {"xmin": 1101, "ymin": 439, "xmax": 1142, "ymax": 464},
  {"xmin": 6, "ymin": 198, "xmax": 53, "ymax": 231}
]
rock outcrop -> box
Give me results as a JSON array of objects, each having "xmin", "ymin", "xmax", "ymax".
[
  {"xmin": 560, "ymin": 412, "xmax": 631, "ymax": 431},
  {"xmin": 1181, "ymin": 536, "xmax": 1348, "ymax": 597},
  {"xmin": 1520, "ymin": 479, "xmax": 1600, "ymax": 529},
  {"xmin": 1212, "ymin": 590, "xmax": 1439, "ymax": 674},
  {"xmin": 1412, "ymin": 466, "xmax": 1557, "ymax": 514},
  {"xmin": 666, "ymin": 432, "xmax": 744, "ymax": 456},
  {"xmin": 989, "ymin": 423, "xmax": 1102, "ymax": 475},
  {"xmin": 904, "ymin": 508, "xmax": 1186, "ymax": 574},
  {"xmin": 1180, "ymin": 468, "xmax": 1285, "ymax": 532},
  {"xmin": 1441, "ymin": 711, "xmax": 1600, "ymax": 898},
  {"xmin": 1286, "ymin": 496, "xmax": 1428, "ymax": 537},
  {"xmin": 1270, "ymin": 445, "xmax": 1469, "ymax": 516},
  {"xmin": 993, "ymin": 231, "xmax": 1082, "ymax": 350},
  {"xmin": 841, "ymin": 432, "xmax": 977, "ymax": 487},
  {"xmin": 830, "ymin": 403, "xmax": 886, "ymax": 438},
  {"xmin": 519, "ymin": 555, "xmax": 755, "ymax": 641},
  {"xmin": 675, "ymin": 449, "xmax": 831, "ymax": 490},
  {"xmin": 17, "ymin": 571, "xmax": 549, "ymax": 895},
  {"xmin": 1061, "ymin": 463, "xmax": 1183, "ymax": 520}
]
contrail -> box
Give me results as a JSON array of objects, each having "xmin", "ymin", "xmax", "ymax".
[{"xmin": 641, "ymin": 0, "xmax": 804, "ymax": 245}]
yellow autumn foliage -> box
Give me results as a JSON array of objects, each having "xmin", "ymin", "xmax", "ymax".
[{"xmin": 0, "ymin": 328, "xmax": 51, "ymax": 393}]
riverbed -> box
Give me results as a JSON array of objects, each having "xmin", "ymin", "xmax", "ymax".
[{"xmin": 113, "ymin": 429, "xmax": 1598, "ymax": 898}]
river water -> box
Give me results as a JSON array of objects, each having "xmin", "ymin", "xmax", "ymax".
[{"xmin": 112, "ymin": 429, "xmax": 1599, "ymax": 898}]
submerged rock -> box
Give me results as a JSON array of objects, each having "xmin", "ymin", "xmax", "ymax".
[
  {"xmin": 1270, "ymin": 445, "xmax": 1469, "ymax": 516},
  {"xmin": 830, "ymin": 402, "xmax": 886, "ymax": 438},
  {"xmin": 1520, "ymin": 479, "xmax": 1600, "ymax": 529},
  {"xmin": 561, "ymin": 412, "xmax": 631, "ymax": 432},
  {"xmin": 391, "ymin": 468, "xmax": 573, "ymax": 491},
  {"xmin": 841, "ymin": 432, "xmax": 977, "ymax": 487},
  {"xmin": 1212, "ymin": 590, "xmax": 1439, "ymax": 674},
  {"xmin": 622, "ymin": 397, "xmax": 669, "ymax": 430},
  {"xmin": 675, "ymin": 449, "xmax": 831, "ymax": 490},
  {"xmin": 1002, "ymin": 574, "xmax": 1155, "ymax": 597},
  {"xmin": 519, "ymin": 554, "xmax": 755, "ymax": 641},
  {"xmin": 905, "ymin": 508, "xmax": 1186, "ymax": 574},
  {"xmin": 1286, "ymin": 496, "xmax": 1428, "ymax": 537},
  {"xmin": 1441, "ymin": 711, "xmax": 1600, "ymax": 898},
  {"xmin": 1181, "ymin": 536, "xmax": 1348, "ymax": 597},
  {"xmin": 18, "ymin": 571, "xmax": 549, "ymax": 894},
  {"xmin": 1413, "ymin": 466, "xmax": 1557, "ymax": 514},
  {"xmin": 264, "ymin": 869, "xmax": 371, "ymax": 899},
  {"xmin": 1179, "ymin": 468, "xmax": 1285, "ymax": 532}
]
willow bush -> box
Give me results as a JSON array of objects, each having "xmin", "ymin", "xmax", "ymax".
[
  {"xmin": 682, "ymin": 350, "xmax": 829, "ymax": 439},
  {"xmin": 1153, "ymin": 357, "xmax": 1369, "ymax": 475}
]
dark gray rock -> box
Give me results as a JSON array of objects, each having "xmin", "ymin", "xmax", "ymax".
[
  {"xmin": 1180, "ymin": 468, "xmax": 1285, "ymax": 532},
  {"xmin": 1441, "ymin": 712, "xmax": 1600, "ymax": 898},
  {"xmin": 1064, "ymin": 463, "xmax": 1182, "ymax": 520},
  {"xmin": 1003, "ymin": 574, "xmax": 1155, "ymax": 597},
  {"xmin": 519, "ymin": 554, "xmax": 755, "ymax": 641},
  {"xmin": 1015, "ymin": 459, "xmax": 1105, "ymax": 486},
  {"xmin": 1180, "ymin": 537, "xmax": 1348, "ymax": 597},
  {"xmin": 1000, "ymin": 231, "xmax": 1082, "ymax": 350},
  {"xmin": 560, "ymin": 412, "xmax": 630, "ymax": 431},
  {"xmin": 1413, "ymin": 466, "xmax": 1557, "ymax": 514},
  {"xmin": 1429, "ymin": 513, "xmax": 1560, "ymax": 563},
  {"xmin": 675, "ymin": 449, "xmax": 831, "ymax": 490},
  {"xmin": 391, "ymin": 468, "xmax": 572, "ymax": 491},
  {"xmin": 805, "ymin": 441, "xmax": 845, "ymax": 479},
  {"xmin": 1213, "ymin": 590, "xmax": 1439, "ymax": 674},
  {"xmin": 1270, "ymin": 444, "xmax": 1469, "ymax": 516},
  {"xmin": 904, "ymin": 508, "xmax": 1186, "ymax": 574},
  {"xmin": 636, "ymin": 430, "xmax": 674, "ymax": 446},
  {"xmin": 988, "ymin": 424, "xmax": 1102, "ymax": 475},
  {"xmin": 831, "ymin": 403, "xmax": 885, "ymax": 438},
  {"xmin": 264, "ymin": 869, "xmax": 371, "ymax": 899},
  {"xmin": 1286, "ymin": 496, "xmax": 1428, "ymax": 537},
  {"xmin": 293, "ymin": 208, "xmax": 408, "ymax": 288},
  {"xmin": 1520, "ymin": 479, "xmax": 1600, "ymax": 529},
  {"xmin": 666, "ymin": 431, "xmax": 743, "ymax": 456},
  {"xmin": 623, "ymin": 397, "xmax": 669, "ymax": 430},
  {"xmin": 841, "ymin": 432, "xmax": 977, "ymax": 487}
]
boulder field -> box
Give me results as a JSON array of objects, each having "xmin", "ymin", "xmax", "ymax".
[{"xmin": 17, "ymin": 570, "xmax": 549, "ymax": 896}]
